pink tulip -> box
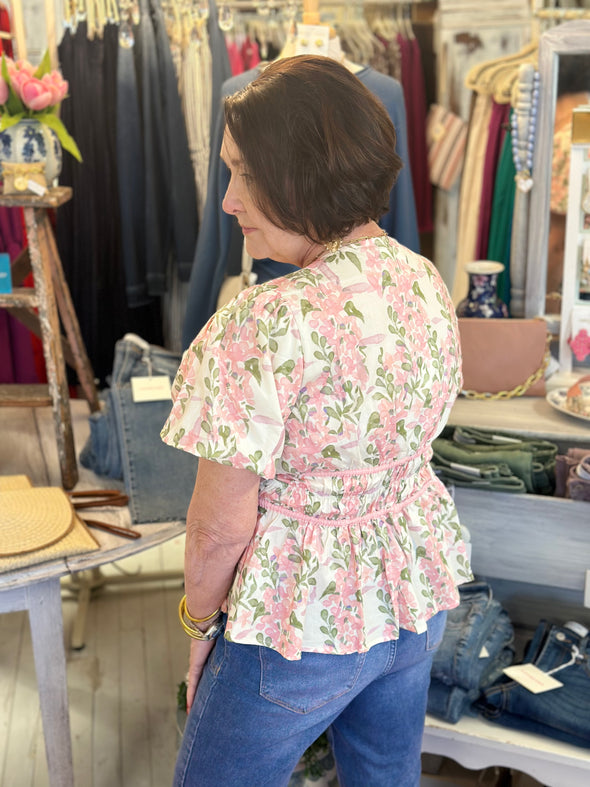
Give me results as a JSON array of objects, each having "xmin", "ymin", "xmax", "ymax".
[
  {"xmin": 15, "ymin": 59, "xmax": 36, "ymax": 77},
  {"xmin": 19, "ymin": 76, "xmax": 54, "ymax": 111},
  {"xmin": 9, "ymin": 68, "xmax": 29, "ymax": 100},
  {"xmin": 0, "ymin": 76, "xmax": 8, "ymax": 105},
  {"xmin": 4, "ymin": 58, "xmax": 16, "ymax": 77},
  {"xmin": 41, "ymin": 71, "xmax": 68, "ymax": 103}
]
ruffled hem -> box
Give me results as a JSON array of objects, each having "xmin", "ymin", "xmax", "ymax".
[{"xmin": 225, "ymin": 475, "xmax": 473, "ymax": 660}]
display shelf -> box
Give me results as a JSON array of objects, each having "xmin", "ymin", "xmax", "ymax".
[
  {"xmin": 423, "ymin": 715, "xmax": 590, "ymax": 787},
  {"xmin": 422, "ymin": 397, "xmax": 590, "ymax": 785}
]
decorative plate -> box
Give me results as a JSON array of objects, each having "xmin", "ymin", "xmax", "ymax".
[{"xmin": 546, "ymin": 388, "xmax": 590, "ymax": 423}]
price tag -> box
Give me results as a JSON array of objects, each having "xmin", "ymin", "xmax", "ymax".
[
  {"xmin": 479, "ymin": 645, "xmax": 490, "ymax": 658},
  {"xmin": 503, "ymin": 664, "xmax": 563, "ymax": 694},
  {"xmin": 27, "ymin": 179, "xmax": 47, "ymax": 197},
  {"xmin": 131, "ymin": 375, "xmax": 172, "ymax": 402}
]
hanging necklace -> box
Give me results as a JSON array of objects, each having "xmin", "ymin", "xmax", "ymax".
[
  {"xmin": 511, "ymin": 65, "xmax": 539, "ymax": 194},
  {"xmin": 311, "ymin": 228, "xmax": 388, "ymax": 264}
]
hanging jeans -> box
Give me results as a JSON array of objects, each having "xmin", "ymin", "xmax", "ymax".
[
  {"xmin": 427, "ymin": 582, "xmax": 515, "ymax": 723},
  {"xmin": 477, "ymin": 620, "xmax": 590, "ymax": 747},
  {"xmin": 80, "ymin": 333, "xmax": 197, "ymax": 523}
]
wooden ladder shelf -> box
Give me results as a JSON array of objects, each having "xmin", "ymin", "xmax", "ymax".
[{"xmin": 0, "ymin": 187, "xmax": 100, "ymax": 489}]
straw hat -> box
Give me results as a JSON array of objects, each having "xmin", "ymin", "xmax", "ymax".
[{"xmin": 0, "ymin": 476, "xmax": 99, "ymax": 573}]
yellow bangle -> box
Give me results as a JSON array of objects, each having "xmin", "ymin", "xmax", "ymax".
[
  {"xmin": 178, "ymin": 596, "xmax": 223, "ymax": 641},
  {"xmin": 179, "ymin": 594, "xmax": 220, "ymax": 624}
]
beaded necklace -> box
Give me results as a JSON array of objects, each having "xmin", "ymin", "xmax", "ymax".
[{"xmin": 511, "ymin": 65, "xmax": 540, "ymax": 194}]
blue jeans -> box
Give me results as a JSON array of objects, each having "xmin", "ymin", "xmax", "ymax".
[
  {"xmin": 428, "ymin": 643, "xmax": 515, "ymax": 724},
  {"xmin": 80, "ymin": 334, "xmax": 197, "ymax": 523},
  {"xmin": 477, "ymin": 621, "xmax": 590, "ymax": 747},
  {"xmin": 431, "ymin": 582, "xmax": 514, "ymax": 691},
  {"xmin": 174, "ymin": 612, "xmax": 447, "ymax": 787}
]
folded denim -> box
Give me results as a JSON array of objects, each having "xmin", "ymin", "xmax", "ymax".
[
  {"xmin": 80, "ymin": 334, "xmax": 197, "ymax": 523},
  {"xmin": 430, "ymin": 582, "xmax": 515, "ymax": 692},
  {"xmin": 477, "ymin": 621, "xmax": 590, "ymax": 747},
  {"xmin": 431, "ymin": 450, "xmax": 525, "ymax": 492},
  {"xmin": 428, "ymin": 680, "xmax": 479, "ymax": 724}
]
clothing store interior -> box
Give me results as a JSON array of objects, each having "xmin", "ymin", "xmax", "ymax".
[{"xmin": 1, "ymin": 0, "xmax": 590, "ymax": 785}]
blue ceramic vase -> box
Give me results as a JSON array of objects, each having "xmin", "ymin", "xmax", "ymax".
[
  {"xmin": 456, "ymin": 261, "xmax": 509, "ymax": 318},
  {"xmin": 0, "ymin": 118, "xmax": 62, "ymax": 185}
]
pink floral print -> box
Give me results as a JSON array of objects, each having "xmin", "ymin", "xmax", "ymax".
[{"xmin": 162, "ymin": 236, "xmax": 472, "ymax": 660}]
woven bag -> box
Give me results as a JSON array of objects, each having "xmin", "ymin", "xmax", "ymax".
[{"xmin": 0, "ymin": 476, "xmax": 99, "ymax": 573}]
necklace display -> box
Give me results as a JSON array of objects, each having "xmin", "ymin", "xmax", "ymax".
[{"xmin": 511, "ymin": 65, "xmax": 539, "ymax": 194}]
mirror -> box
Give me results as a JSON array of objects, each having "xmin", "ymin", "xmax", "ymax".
[{"xmin": 526, "ymin": 20, "xmax": 590, "ymax": 321}]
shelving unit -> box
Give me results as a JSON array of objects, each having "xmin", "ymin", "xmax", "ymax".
[
  {"xmin": 559, "ymin": 110, "xmax": 590, "ymax": 374},
  {"xmin": 421, "ymin": 396, "xmax": 590, "ymax": 786}
]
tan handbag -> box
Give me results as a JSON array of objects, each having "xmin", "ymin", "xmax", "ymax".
[{"xmin": 458, "ymin": 318, "xmax": 551, "ymax": 399}]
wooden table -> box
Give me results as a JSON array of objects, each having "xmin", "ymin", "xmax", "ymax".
[
  {"xmin": 0, "ymin": 519, "xmax": 185, "ymax": 787},
  {"xmin": 0, "ymin": 401, "xmax": 186, "ymax": 787}
]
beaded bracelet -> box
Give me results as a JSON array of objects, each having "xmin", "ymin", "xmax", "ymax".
[{"xmin": 179, "ymin": 594, "xmax": 220, "ymax": 623}]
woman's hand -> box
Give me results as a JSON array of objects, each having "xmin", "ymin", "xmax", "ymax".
[{"xmin": 186, "ymin": 638, "xmax": 216, "ymax": 713}]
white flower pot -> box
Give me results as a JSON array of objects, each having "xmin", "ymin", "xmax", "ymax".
[{"xmin": 0, "ymin": 118, "xmax": 63, "ymax": 185}]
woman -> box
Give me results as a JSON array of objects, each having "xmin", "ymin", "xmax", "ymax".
[{"xmin": 162, "ymin": 55, "xmax": 472, "ymax": 787}]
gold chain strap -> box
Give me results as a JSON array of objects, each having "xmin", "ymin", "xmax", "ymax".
[{"xmin": 462, "ymin": 333, "xmax": 552, "ymax": 400}]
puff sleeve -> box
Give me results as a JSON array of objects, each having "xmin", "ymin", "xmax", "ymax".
[{"xmin": 161, "ymin": 287, "xmax": 304, "ymax": 479}]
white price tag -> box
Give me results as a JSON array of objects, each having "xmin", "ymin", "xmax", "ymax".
[
  {"xmin": 503, "ymin": 664, "xmax": 563, "ymax": 694},
  {"xmin": 479, "ymin": 645, "xmax": 490, "ymax": 658},
  {"xmin": 131, "ymin": 375, "xmax": 172, "ymax": 402},
  {"xmin": 27, "ymin": 179, "xmax": 47, "ymax": 196}
]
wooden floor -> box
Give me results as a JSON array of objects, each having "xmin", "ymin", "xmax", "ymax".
[{"xmin": 0, "ymin": 536, "xmax": 187, "ymax": 787}]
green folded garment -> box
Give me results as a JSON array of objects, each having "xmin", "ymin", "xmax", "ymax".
[
  {"xmin": 431, "ymin": 450, "xmax": 526, "ymax": 493},
  {"xmin": 433, "ymin": 427, "xmax": 557, "ymax": 495}
]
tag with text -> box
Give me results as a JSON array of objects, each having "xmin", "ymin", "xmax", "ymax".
[
  {"xmin": 503, "ymin": 664, "xmax": 563, "ymax": 694},
  {"xmin": 131, "ymin": 375, "xmax": 172, "ymax": 402}
]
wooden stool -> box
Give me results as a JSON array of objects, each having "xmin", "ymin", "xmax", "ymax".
[{"xmin": 0, "ymin": 187, "xmax": 99, "ymax": 489}]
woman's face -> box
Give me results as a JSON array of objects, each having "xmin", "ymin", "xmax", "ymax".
[{"xmin": 221, "ymin": 129, "xmax": 321, "ymax": 268}]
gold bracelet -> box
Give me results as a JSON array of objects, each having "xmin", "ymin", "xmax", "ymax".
[
  {"xmin": 178, "ymin": 597, "xmax": 223, "ymax": 641},
  {"xmin": 179, "ymin": 594, "xmax": 220, "ymax": 624}
]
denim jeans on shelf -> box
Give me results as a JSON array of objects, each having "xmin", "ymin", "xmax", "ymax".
[
  {"xmin": 174, "ymin": 612, "xmax": 447, "ymax": 787},
  {"xmin": 80, "ymin": 334, "xmax": 197, "ymax": 523},
  {"xmin": 477, "ymin": 620, "xmax": 590, "ymax": 748},
  {"xmin": 430, "ymin": 582, "xmax": 515, "ymax": 691},
  {"xmin": 427, "ymin": 582, "xmax": 515, "ymax": 723},
  {"xmin": 428, "ymin": 645, "xmax": 515, "ymax": 723}
]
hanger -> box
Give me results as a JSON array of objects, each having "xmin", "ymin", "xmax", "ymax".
[{"xmin": 465, "ymin": 40, "xmax": 539, "ymax": 94}]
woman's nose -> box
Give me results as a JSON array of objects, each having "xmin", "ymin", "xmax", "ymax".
[{"xmin": 222, "ymin": 183, "xmax": 242, "ymax": 215}]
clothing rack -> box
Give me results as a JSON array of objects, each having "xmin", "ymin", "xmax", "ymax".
[{"xmin": 535, "ymin": 8, "xmax": 590, "ymax": 20}]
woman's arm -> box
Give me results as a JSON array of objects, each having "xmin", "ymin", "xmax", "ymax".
[{"xmin": 182, "ymin": 458, "xmax": 260, "ymax": 710}]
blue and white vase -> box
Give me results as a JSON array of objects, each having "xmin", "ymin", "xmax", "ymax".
[
  {"xmin": 456, "ymin": 260, "xmax": 509, "ymax": 318},
  {"xmin": 0, "ymin": 118, "xmax": 62, "ymax": 185}
]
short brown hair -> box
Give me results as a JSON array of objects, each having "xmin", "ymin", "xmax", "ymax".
[{"xmin": 224, "ymin": 55, "xmax": 403, "ymax": 244}]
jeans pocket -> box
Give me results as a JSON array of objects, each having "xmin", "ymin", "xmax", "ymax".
[
  {"xmin": 206, "ymin": 628, "xmax": 228, "ymax": 679},
  {"xmin": 259, "ymin": 647, "xmax": 366, "ymax": 714},
  {"xmin": 426, "ymin": 610, "xmax": 448, "ymax": 652}
]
